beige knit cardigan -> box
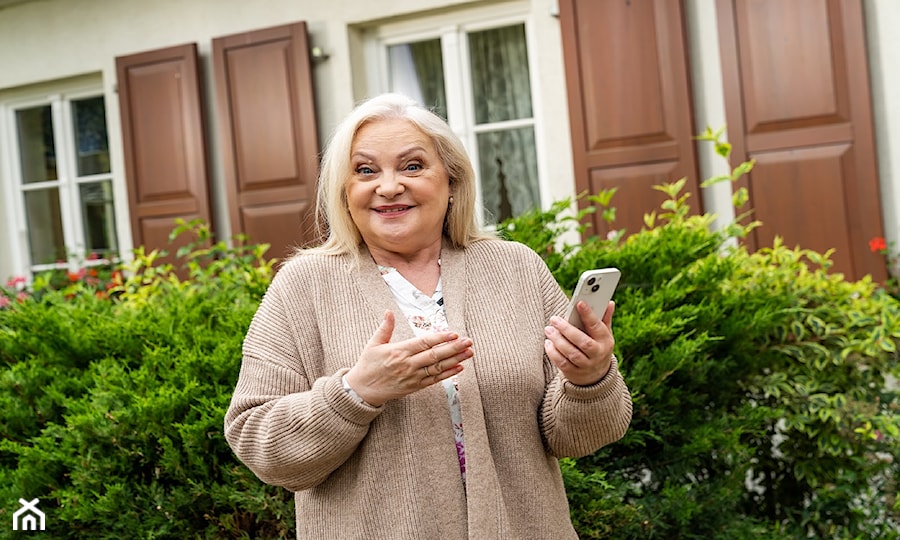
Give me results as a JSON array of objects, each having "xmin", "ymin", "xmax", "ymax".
[{"xmin": 224, "ymin": 238, "xmax": 633, "ymax": 539}]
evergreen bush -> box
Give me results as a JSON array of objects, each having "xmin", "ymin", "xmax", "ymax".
[
  {"xmin": 499, "ymin": 131, "xmax": 900, "ymax": 538},
  {"xmin": 0, "ymin": 224, "xmax": 293, "ymax": 539}
]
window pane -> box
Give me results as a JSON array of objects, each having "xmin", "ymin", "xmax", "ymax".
[
  {"xmin": 468, "ymin": 24, "xmax": 533, "ymax": 124},
  {"xmin": 72, "ymin": 96, "xmax": 110, "ymax": 176},
  {"xmin": 24, "ymin": 188, "xmax": 65, "ymax": 264},
  {"xmin": 388, "ymin": 39, "xmax": 447, "ymax": 119},
  {"xmin": 477, "ymin": 127, "xmax": 539, "ymax": 224},
  {"xmin": 80, "ymin": 181, "xmax": 118, "ymax": 256},
  {"xmin": 16, "ymin": 106, "xmax": 57, "ymax": 184}
]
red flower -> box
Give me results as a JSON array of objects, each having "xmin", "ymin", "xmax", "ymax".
[
  {"xmin": 68, "ymin": 268, "xmax": 87, "ymax": 282},
  {"xmin": 869, "ymin": 237, "xmax": 887, "ymax": 253}
]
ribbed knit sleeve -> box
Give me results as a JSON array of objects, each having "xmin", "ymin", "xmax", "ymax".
[
  {"xmin": 224, "ymin": 258, "xmax": 383, "ymax": 492},
  {"xmin": 540, "ymin": 356, "xmax": 633, "ymax": 457}
]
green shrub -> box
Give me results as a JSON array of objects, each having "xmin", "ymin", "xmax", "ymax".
[
  {"xmin": 499, "ymin": 134, "xmax": 900, "ymax": 538},
  {"xmin": 0, "ymin": 223, "xmax": 292, "ymax": 539}
]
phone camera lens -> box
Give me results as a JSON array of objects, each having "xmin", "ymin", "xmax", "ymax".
[
  {"xmin": 587, "ymin": 277, "xmax": 596, "ymax": 286},
  {"xmin": 591, "ymin": 284, "xmax": 600, "ymax": 292}
]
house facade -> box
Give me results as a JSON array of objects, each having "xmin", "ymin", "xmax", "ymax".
[{"xmin": 1, "ymin": 0, "xmax": 898, "ymax": 284}]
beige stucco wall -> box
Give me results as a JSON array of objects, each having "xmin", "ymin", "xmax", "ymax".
[
  {"xmin": 865, "ymin": 0, "xmax": 900, "ymax": 269},
  {"xmin": 1, "ymin": 0, "xmax": 899, "ymax": 281},
  {"xmin": 685, "ymin": 0, "xmax": 733, "ymax": 234}
]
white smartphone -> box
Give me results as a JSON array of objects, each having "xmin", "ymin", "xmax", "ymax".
[{"xmin": 564, "ymin": 268, "xmax": 621, "ymax": 331}]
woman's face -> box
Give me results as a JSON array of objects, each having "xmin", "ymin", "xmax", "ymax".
[{"xmin": 346, "ymin": 118, "xmax": 451, "ymax": 258}]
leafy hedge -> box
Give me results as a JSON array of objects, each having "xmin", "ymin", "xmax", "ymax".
[
  {"xmin": 1, "ymin": 152, "xmax": 899, "ymax": 538},
  {"xmin": 502, "ymin": 194, "xmax": 900, "ymax": 539},
  {"xmin": 498, "ymin": 138, "xmax": 900, "ymax": 538},
  {"xmin": 0, "ymin": 229, "xmax": 293, "ymax": 539}
]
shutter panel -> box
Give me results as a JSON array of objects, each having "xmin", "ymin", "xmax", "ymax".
[
  {"xmin": 559, "ymin": 0, "xmax": 700, "ymax": 239},
  {"xmin": 212, "ymin": 21, "xmax": 320, "ymax": 262},
  {"xmin": 717, "ymin": 0, "xmax": 886, "ymax": 280},
  {"xmin": 115, "ymin": 43, "xmax": 213, "ymax": 261}
]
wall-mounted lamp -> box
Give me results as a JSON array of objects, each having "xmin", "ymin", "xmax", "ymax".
[{"xmin": 311, "ymin": 46, "xmax": 330, "ymax": 64}]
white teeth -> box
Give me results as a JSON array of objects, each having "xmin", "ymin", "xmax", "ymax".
[{"xmin": 377, "ymin": 207, "xmax": 409, "ymax": 213}]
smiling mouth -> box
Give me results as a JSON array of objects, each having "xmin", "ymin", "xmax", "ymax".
[{"xmin": 374, "ymin": 206, "xmax": 413, "ymax": 214}]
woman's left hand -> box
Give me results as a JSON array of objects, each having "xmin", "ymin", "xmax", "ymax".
[{"xmin": 543, "ymin": 301, "xmax": 616, "ymax": 386}]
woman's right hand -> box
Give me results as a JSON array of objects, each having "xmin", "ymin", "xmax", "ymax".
[{"xmin": 344, "ymin": 310, "xmax": 473, "ymax": 406}]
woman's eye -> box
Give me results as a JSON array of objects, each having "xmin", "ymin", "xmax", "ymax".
[
  {"xmin": 356, "ymin": 165, "xmax": 375, "ymax": 175},
  {"xmin": 405, "ymin": 162, "xmax": 422, "ymax": 172}
]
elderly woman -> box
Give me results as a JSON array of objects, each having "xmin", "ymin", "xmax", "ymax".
[{"xmin": 224, "ymin": 93, "xmax": 632, "ymax": 539}]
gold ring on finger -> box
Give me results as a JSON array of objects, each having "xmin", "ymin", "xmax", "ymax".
[{"xmin": 423, "ymin": 365, "xmax": 431, "ymax": 377}]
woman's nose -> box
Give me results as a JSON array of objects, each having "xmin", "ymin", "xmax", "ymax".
[{"xmin": 375, "ymin": 171, "xmax": 405, "ymax": 197}]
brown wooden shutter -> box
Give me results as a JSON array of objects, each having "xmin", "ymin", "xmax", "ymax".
[
  {"xmin": 717, "ymin": 0, "xmax": 886, "ymax": 281},
  {"xmin": 115, "ymin": 43, "xmax": 213, "ymax": 261},
  {"xmin": 212, "ymin": 21, "xmax": 320, "ymax": 262},
  {"xmin": 559, "ymin": 0, "xmax": 700, "ymax": 239}
]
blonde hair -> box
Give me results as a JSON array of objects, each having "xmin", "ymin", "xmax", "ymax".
[{"xmin": 299, "ymin": 93, "xmax": 491, "ymax": 260}]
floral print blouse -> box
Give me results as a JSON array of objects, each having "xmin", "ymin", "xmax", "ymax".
[{"xmin": 378, "ymin": 264, "xmax": 466, "ymax": 482}]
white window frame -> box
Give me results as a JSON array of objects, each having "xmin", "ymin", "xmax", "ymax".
[
  {"xmin": 0, "ymin": 79, "xmax": 117, "ymax": 281},
  {"xmin": 360, "ymin": 2, "xmax": 550, "ymax": 226}
]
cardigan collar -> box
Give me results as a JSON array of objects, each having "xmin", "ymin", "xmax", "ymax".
[
  {"xmin": 442, "ymin": 239, "xmax": 509, "ymax": 536},
  {"xmin": 356, "ymin": 238, "xmax": 507, "ymax": 536},
  {"xmin": 355, "ymin": 237, "xmax": 470, "ymax": 344}
]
